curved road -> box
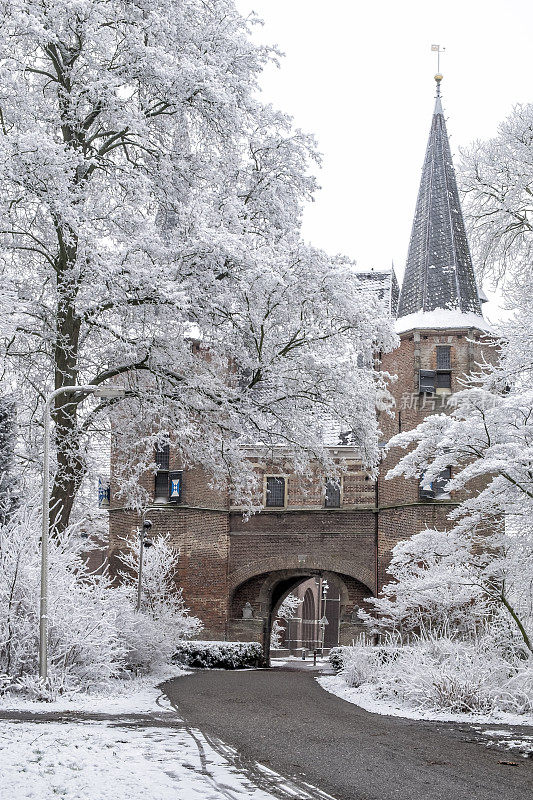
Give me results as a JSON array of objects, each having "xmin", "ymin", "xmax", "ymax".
[{"xmin": 163, "ymin": 666, "xmax": 532, "ymax": 800}]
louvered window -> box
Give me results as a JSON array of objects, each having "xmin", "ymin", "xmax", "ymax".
[
  {"xmin": 266, "ymin": 476, "xmax": 285, "ymax": 507},
  {"xmin": 325, "ymin": 479, "xmax": 341, "ymax": 508}
]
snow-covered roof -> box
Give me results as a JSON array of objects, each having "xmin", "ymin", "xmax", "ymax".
[{"xmin": 395, "ymin": 308, "xmax": 493, "ymax": 335}]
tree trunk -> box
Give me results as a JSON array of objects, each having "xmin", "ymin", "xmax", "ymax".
[{"xmin": 49, "ymin": 237, "xmax": 83, "ymax": 535}]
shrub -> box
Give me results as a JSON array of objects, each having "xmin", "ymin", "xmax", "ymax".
[
  {"xmin": 333, "ymin": 630, "xmax": 533, "ymax": 716},
  {"xmin": 0, "ymin": 502, "xmax": 200, "ymax": 696},
  {"xmin": 328, "ymin": 647, "xmax": 344, "ymax": 672},
  {"xmin": 173, "ymin": 640, "xmax": 264, "ymax": 669}
]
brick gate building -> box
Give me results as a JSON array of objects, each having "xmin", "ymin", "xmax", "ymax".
[{"xmin": 108, "ymin": 77, "xmax": 493, "ymax": 658}]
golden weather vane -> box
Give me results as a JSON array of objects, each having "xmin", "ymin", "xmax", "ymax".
[{"xmin": 431, "ymin": 44, "xmax": 445, "ymax": 96}]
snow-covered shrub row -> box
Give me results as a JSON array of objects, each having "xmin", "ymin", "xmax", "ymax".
[
  {"xmin": 173, "ymin": 641, "xmax": 264, "ymax": 670},
  {"xmin": 333, "ymin": 630, "xmax": 533, "ymax": 715},
  {"xmin": 0, "ymin": 504, "xmax": 200, "ymax": 698}
]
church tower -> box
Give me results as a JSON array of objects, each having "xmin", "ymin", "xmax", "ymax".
[{"xmin": 377, "ymin": 75, "xmax": 492, "ymax": 590}]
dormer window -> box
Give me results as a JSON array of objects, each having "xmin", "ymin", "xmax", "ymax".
[{"xmin": 325, "ymin": 478, "xmax": 341, "ymax": 508}]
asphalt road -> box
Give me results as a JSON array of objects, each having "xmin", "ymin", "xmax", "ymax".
[{"xmin": 163, "ymin": 666, "xmax": 533, "ymax": 800}]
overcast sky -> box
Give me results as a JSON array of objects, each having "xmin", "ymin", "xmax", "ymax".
[{"xmin": 236, "ymin": 0, "xmax": 533, "ymax": 313}]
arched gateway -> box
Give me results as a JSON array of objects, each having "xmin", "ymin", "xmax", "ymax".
[{"xmin": 228, "ymin": 567, "xmax": 374, "ymax": 661}]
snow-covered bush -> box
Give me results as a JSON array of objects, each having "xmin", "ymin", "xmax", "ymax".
[
  {"xmin": 173, "ymin": 641, "xmax": 264, "ymax": 669},
  {"xmin": 117, "ymin": 535, "xmax": 202, "ymax": 668},
  {"xmin": 334, "ymin": 630, "xmax": 533, "ymax": 716},
  {"xmin": 328, "ymin": 647, "xmax": 345, "ymax": 673},
  {"xmin": 0, "ymin": 503, "xmax": 200, "ymax": 696}
]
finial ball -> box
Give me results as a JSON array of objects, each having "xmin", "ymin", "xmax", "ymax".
[{"xmin": 434, "ymin": 73, "xmax": 443, "ymax": 83}]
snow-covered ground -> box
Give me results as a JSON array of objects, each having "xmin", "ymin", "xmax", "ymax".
[
  {"xmin": 0, "ymin": 666, "xmax": 187, "ymax": 714},
  {"xmin": 0, "ymin": 670, "xmax": 337, "ymax": 800},
  {"xmin": 0, "ymin": 719, "xmax": 281, "ymax": 800},
  {"xmin": 317, "ymin": 674, "xmax": 533, "ymax": 757}
]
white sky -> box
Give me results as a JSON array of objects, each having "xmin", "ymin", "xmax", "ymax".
[{"xmin": 236, "ymin": 0, "xmax": 533, "ymax": 312}]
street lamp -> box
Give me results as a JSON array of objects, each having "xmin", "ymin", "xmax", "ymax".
[
  {"xmin": 136, "ymin": 514, "xmax": 154, "ymax": 612},
  {"xmin": 39, "ymin": 384, "xmax": 126, "ymax": 680}
]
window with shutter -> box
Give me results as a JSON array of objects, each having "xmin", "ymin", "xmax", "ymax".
[
  {"xmin": 265, "ymin": 476, "xmax": 285, "ymax": 507},
  {"xmin": 419, "ymin": 369, "xmax": 436, "ymax": 394}
]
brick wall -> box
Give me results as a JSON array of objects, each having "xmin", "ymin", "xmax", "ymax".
[{"xmin": 109, "ymin": 505, "xmax": 230, "ymax": 640}]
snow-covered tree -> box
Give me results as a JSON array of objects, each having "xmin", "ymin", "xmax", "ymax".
[
  {"xmin": 460, "ymin": 103, "xmax": 533, "ymax": 294},
  {"xmin": 0, "ymin": 396, "xmax": 18, "ymax": 524},
  {"xmin": 358, "ymin": 527, "xmax": 490, "ymax": 638},
  {"xmin": 0, "ymin": 0, "xmax": 395, "ymax": 532},
  {"xmin": 386, "ymin": 389, "xmax": 533, "ymax": 652},
  {"xmin": 270, "ymin": 592, "xmax": 303, "ymax": 649}
]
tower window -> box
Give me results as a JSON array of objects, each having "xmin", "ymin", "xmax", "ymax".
[
  {"xmin": 265, "ymin": 476, "xmax": 285, "ymax": 507},
  {"xmin": 436, "ymin": 346, "xmax": 452, "ymax": 394},
  {"xmin": 435, "ymin": 371, "xmax": 451, "ymax": 390},
  {"xmin": 436, "ymin": 345, "xmax": 451, "ymax": 370},
  {"xmin": 325, "ymin": 479, "xmax": 341, "ymax": 508}
]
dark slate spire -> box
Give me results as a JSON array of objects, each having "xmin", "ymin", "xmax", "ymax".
[{"xmin": 396, "ymin": 76, "xmax": 482, "ymax": 320}]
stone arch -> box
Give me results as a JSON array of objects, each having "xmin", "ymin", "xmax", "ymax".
[{"xmin": 228, "ymin": 554, "xmax": 375, "ymax": 597}]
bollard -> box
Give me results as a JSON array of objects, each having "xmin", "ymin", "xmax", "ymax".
[
  {"xmin": 313, "ymin": 649, "xmax": 317, "ymax": 666},
  {"xmin": 302, "ymin": 648, "xmax": 306, "ymax": 660}
]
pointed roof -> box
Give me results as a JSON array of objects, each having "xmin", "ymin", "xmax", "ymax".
[{"xmin": 396, "ymin": 76, "xmax": 483, "ymax": 322}]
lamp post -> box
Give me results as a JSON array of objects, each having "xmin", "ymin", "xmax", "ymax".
[
  {"xmin": 136, "ymin": 512, "xmax": 155, "ymax": 612},
  {"xmin": 39, "ymin": 384, "xmax": 126, "ymax": 681}
]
